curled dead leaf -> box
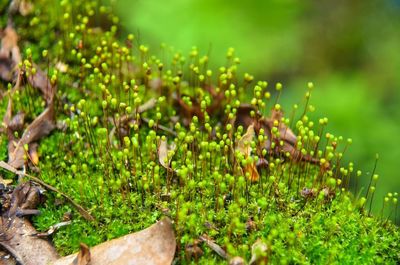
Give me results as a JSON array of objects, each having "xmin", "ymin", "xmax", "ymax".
[
  {"xmin": 72, "ymin": 243, "xmax": 91, "ymax": 265},
  {"xmin": 233, "ymin": 104, "xmax": 260, "ymax": 129},
  {"xmin": 8, "ymin": 105, "xmax": 55, "ymax": 168},
  {"xmin": 245, "ymin": 163, "xmax": 260, "ymax": 182},
  {"xmin": 236, "ymin": 124, "xmax": 259, "ymax": 182},
  {"xmin": 158, "ymin": 138, "xmax": 176, "ymax": 172},
  {"xmin": 236, "ymin": 124, "xmax": 255, "ymax": 157},
  {"xmin": 26, "ymin": 67, "xmax": 55, "ymax": 105},
  {"xmin": 28, "ymin": 142, "xmax": 39, "ymax": 165},
  {"xmin": 8, "ymin": 111, "xmax": 25, "ymax": 133}
]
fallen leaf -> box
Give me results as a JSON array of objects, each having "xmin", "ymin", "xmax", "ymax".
[
  {"xmin": 158, "ymin": 138, "xmax": 176, "ymax": 172},
  {"xmin": 236, "ymin": 124, "xmax": 259, "ymax": 182},
  {"xmin": 52, "ymin": 217, "xmax": 176, "ymax": 265},
  {"xmin": 137, "ymin": 98, "xmax": 157, "ymax": 113},
  {"xmin": 28, "ymin": 142, "xmax": 39, "ymax": 165},
  {"xmin": 236, "ymin": 124, "xmax": 255, "ymax": 157},
  {"xmin": 71, "ymin": 243, "xmax": 91, "ymax": 265},
  {"xmin": 249, "ymin": 239, "xmax": 269, "ymax": 265},
  {"xmin": 8, "ymin": 111, "xmax": 25, "ymax": 133},
  {"xmin": 8, "ymin": 105, "xmax": 55, "ymax": 168},
  {"xmin": 0, "ymin": 26, "xmax": 21, "ymax": 82},
  {"xmin": 0, "ymin": 182, "xmax": 60, "ymax": 265},
  {"xmin": 234, "ymin": 105, "xmax": 321, "ymax": 166},
  {"xmin": 245, "ymin": 163, "xmax": 260, "ymax": 182},
  {"xmin": 26, "ymin": 67, "xmax": 55, "ymax": 105},
  {"xmin": 233, "ymin": 104, "xmax": 260, "ymax": 129}
]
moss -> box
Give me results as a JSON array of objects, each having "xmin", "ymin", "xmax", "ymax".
[{"xmin": 0, "ymin": 0, "xmax": 399, "ymax": 264}]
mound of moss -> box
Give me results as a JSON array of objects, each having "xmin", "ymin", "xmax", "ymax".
[{"xmin": 0, "ymin": 1, "xmax": 399, "ymax": 264}]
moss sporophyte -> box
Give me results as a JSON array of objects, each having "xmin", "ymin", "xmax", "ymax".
[{"xmin": 0, "ymin": 0, "xmax": 398, "ymax": 264}]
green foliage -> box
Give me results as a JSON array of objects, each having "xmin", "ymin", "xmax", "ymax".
[{"xmin": 0, "ymin": 1, "xmax": 399, "ymax": 264}]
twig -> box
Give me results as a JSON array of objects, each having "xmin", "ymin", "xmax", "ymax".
[
  {"xmin": 142, "ymin": 117, "xmax": 177, "ymax": 136},
  {"xmin": 137, "ymin": 98, "xmax": 157, "ymax": 113},
  {"xmin": 0, "ymin": 161, "xmax": 95, "ymax": 222},
  {"xmin": 199, "ymin": 235, "xmax": 229, "ymax": 260}
]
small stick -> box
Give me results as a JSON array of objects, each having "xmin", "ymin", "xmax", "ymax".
[{"xmin": 199, "ymin": 235, "xmax": 229, "ymax": 260}]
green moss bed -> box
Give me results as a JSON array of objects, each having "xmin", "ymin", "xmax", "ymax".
[{"xmin": 0, "ymin": 0, "xmax": 399, "ymax": 264}]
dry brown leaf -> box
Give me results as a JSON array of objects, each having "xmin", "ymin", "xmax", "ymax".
[
  {"xmin": 26, "ymin": 67, "xmax": 55, "ymax": 105},
  {"xmin": 268, "ymin": 109, "xmax": 297, "ymax": 145},
  {"xmin": 8, "ymin": 111, "xmax": 25, "ymax": 133},
  {"xmin": 71, "ymin": 243, "xmax": 91, "ymax": 265},
  {"xmin": 52, "ymin": 217, "xmax": 176, "ymax": 265},
  {"xmin": 0, "ymin": 182, "xmax": 60, "ymax": 265},
  {"xmin": 236, "ymin": 124, "xmax": 255, "ymax": 157},
  {"xmin": 8, "ymin": 105, "xmax": 55, "ymax": 168},
  {"xmin": 28, "ymin": 142, "xmax": 39, "ymax": 165},
  {"xmin": 245, "ymin": 163, "xmax": 260, "ymax": 182},
  {"xmin": 233, "ymin": 104, "xmax": 260, "ymax": 129},
  {"xmin": 236, "ymin": 124, "xmax": 259, "ymax": 182},
  {"xmin": 0, "ymin": 26, "xmax": 21, "ymax": 82},
  {"xmin": 158, "ymin": 138, "xmax": 175, "ymax": 172},
  {"xmin": 175, "ymin": 85, "xmax": 224, "ymax": 124}
]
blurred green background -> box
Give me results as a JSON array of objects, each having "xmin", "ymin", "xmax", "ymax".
[{"xmin": 116, "ymin": 0, "xmax": 400, "ymax": 214}]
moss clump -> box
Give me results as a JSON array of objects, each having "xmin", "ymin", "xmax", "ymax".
[{"xmin": 0, "ymin": 1, "xmax": 399, "ymax": 264}]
